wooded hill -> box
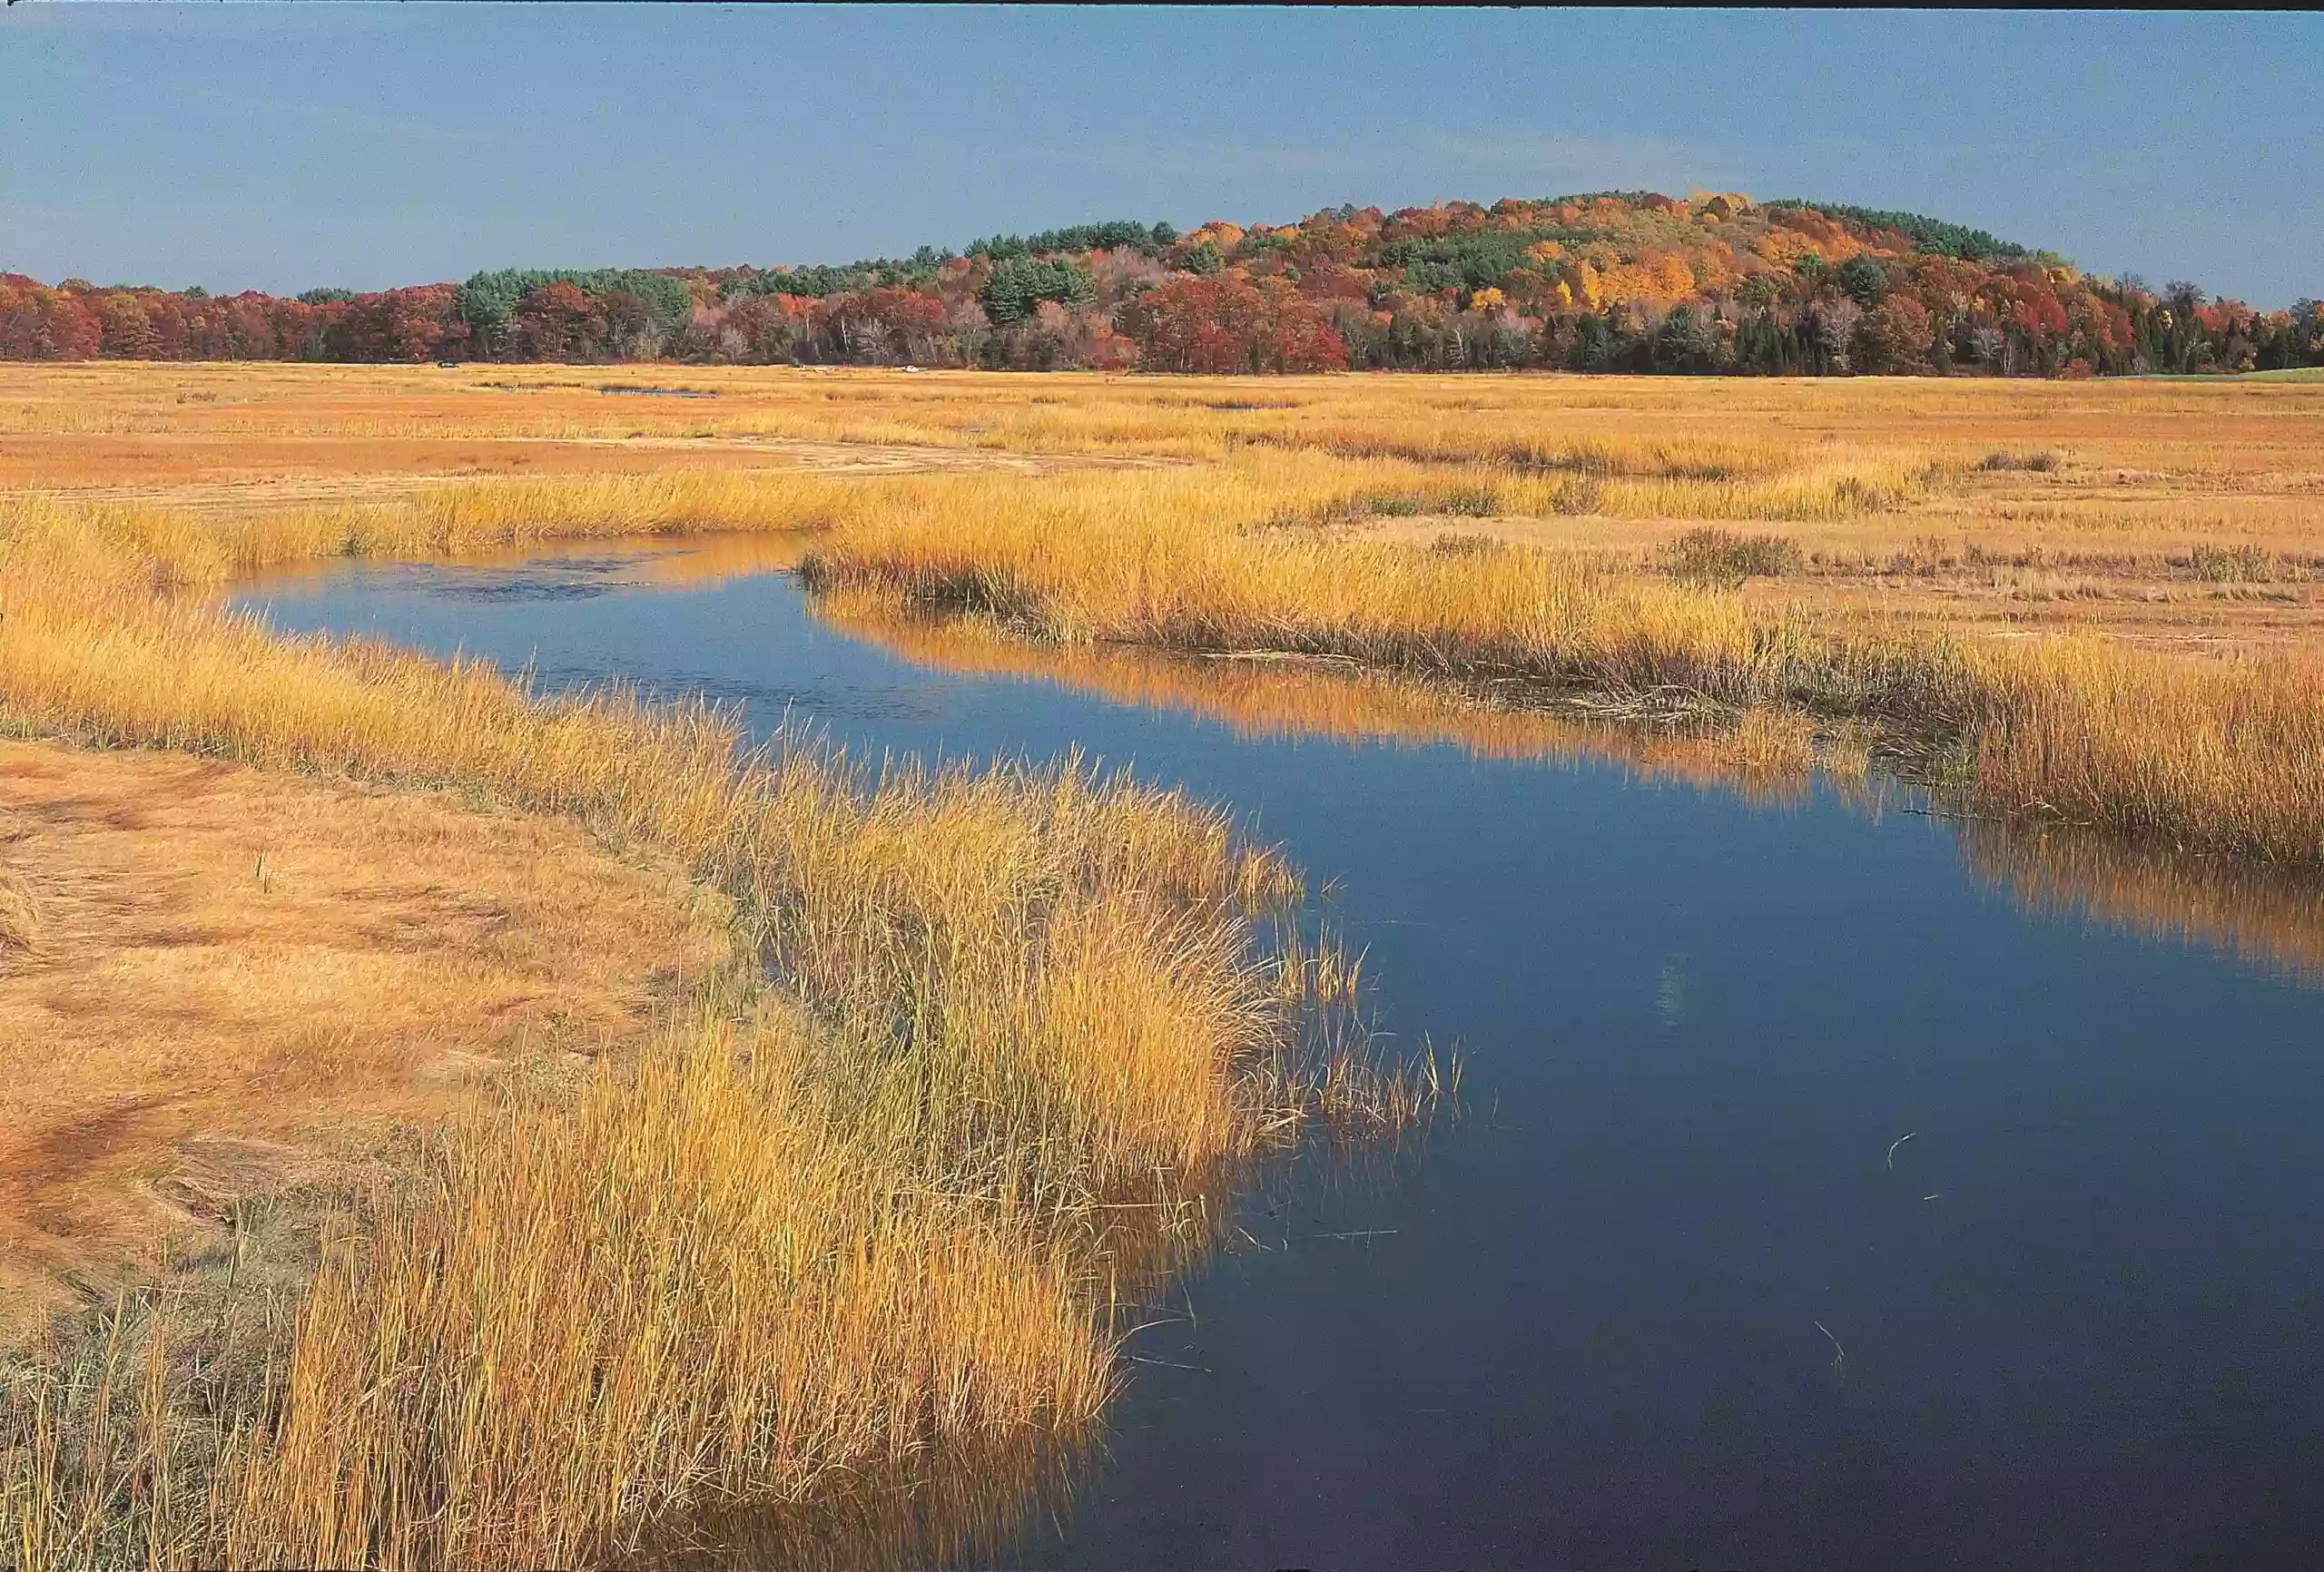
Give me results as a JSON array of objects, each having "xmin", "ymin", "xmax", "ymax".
[{"xmin": 5, "ymin": 193, "xmax": 2318, "ymax": 376}]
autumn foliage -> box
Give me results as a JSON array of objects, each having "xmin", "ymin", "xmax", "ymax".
[
  {"xmin": 1119, "ymin": 276, "xmax": 1347, "ymax": 373},
  {"xmin": 5, "ymin": 192, "xmax": 2318, "ymax": 377}
]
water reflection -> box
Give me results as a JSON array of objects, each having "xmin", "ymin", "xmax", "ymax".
[
  {"xmin": 234, "ymin": 530, "xmax": 813, "ymax": 599},
  {"xmin": 1964, "ymin": 818, "xmax": 2324, "ymax": 986},
  {"xmin": 620, "ymin": 1385, "xmax": 1094, "ymax": 1572},
  {"xmin": 807, "ymin": 587, "xmax": 2324, "ymax": 988},
  {"xmin": 813, "ymin": 590, "xmax": 1827, "ymax": 809}
]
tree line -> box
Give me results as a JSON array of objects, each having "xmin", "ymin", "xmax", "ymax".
[{"xmin": 5, "ymin": 193, "xmax": 2317, "ymax": 377}]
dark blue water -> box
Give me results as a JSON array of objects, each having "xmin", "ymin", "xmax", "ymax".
[{"xmin": 239, "ymin": 548, "xmax": 2324, "ymax": 1569}]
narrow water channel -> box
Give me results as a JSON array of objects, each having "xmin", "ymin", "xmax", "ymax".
[{"xmin": 237, "ymin": 544, "xmax": 2324, "ymax": 1568}]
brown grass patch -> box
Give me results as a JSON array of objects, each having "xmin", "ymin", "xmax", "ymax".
[{"xmin": 0, "ymin": 738, "xmax": 732, "ymax": 1339}]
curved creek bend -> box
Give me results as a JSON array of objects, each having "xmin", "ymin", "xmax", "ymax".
[{"xmin": 236, "ymin": 540, "xmax": 2324, "ymax": 1568}]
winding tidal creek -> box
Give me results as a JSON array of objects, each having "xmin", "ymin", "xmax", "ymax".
[{"xmin": 239, "ymin": 541, "xmax": 2324, "ymax": 1568}]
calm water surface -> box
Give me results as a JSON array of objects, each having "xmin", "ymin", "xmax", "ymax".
[{"xmin": 238, "ymin": 546, "xmax": 2324, "ymax": 1568}]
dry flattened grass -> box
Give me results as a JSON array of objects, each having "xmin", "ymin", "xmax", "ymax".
[
  {"xmin": 0, "ymin": 874, "xmax": 34, "ymax": 958},
  {"xmin": 14, "ymin": 358, "xmax": 2306, "ymax": 475},
  {"xmin": 0, "ymin": 738, "xmax": 733, "ymax": 1339}
]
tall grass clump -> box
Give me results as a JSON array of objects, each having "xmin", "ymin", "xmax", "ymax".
[
  {"xmin": 0, "ymin": 477, "xmax": 863, "ymax": 596},
  {"xmin": 1659, "ymin": 528, "xmax": 1807, "ymax": 587},
  {"xmin": 2187, "ymin": 542, "xmax": 2274, "ymax": 583},
  {"xmin": 1975, "ymin": 448, "xmax": 2062, "ymax": 472},
  {"xmin": 1961, "ymin": 637, "xmax": 2324, "ymax": 864},
  {"xmin": 5, "ymin": 1001, "xmax": 1121, "ymax": 1571},
  {"xmin": 216, "ymin": 1003, "xmax": 1114, "ymax": 1569}
]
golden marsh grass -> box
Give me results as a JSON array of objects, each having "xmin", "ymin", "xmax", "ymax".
[{"xmin": 3, "ymin": 360, "xmax": 2321, "ymax": 1565}]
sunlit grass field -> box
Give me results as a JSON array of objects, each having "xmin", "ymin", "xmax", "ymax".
[
  {"xmin": 8, "ymin": 359, "xmax": 2322, "ymax": 653},
  {"xmin": 2, "ymin": 360, "xmax": 2319, "ymax": 1565}
]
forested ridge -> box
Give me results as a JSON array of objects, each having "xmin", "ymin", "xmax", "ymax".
[{"xmin": 5, "ymin": 192, "xmax": 2318, "ymax": 376}]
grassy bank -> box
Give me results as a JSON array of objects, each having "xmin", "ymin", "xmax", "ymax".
[
  {"xmin": 782, "ymin": 460, "xmax": 2324, "ymax": 865},
  {"xmin": 0, "ymin": 499, "xmax": 1417, "ymax": 1567}
]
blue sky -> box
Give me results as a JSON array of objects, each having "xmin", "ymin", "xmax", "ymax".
[{"xmin": 5, "ymin": 6, "xmax": 2319, "ymax": 305}]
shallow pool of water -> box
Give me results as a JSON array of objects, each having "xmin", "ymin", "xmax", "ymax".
[{"xmin": 239, "ymin": 545, "xmax": 2324, "ymax": 1567}]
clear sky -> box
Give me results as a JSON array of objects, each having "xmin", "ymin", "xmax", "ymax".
[{"xmin": 5, "ymin": 6, "xmax": 2319, "ymax": 305}]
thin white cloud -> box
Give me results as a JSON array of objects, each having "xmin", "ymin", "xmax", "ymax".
[{"xmin": 11, "ymin": 52, "xmax": 489, "ymax": 146}]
